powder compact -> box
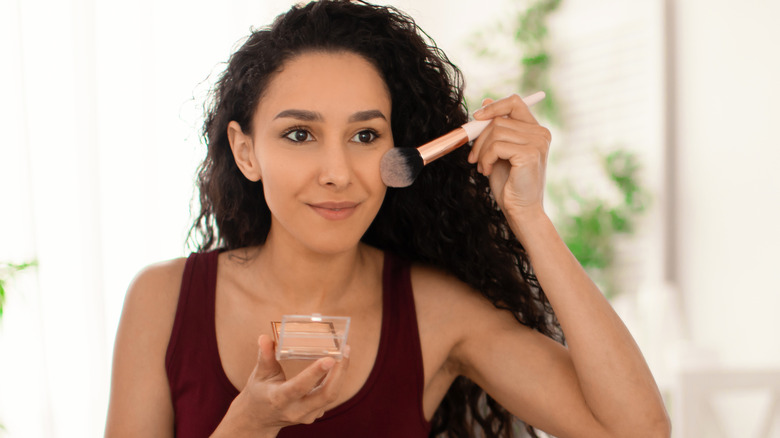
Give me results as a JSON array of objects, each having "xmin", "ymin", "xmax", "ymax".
[{"xmin": 271, "ymin": 314, "xmax": 351, "ymax": 362}]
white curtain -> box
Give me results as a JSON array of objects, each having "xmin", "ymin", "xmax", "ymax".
[{"xmin": 0, "ymin": 0, "xmax": 301, "ymax": 436}]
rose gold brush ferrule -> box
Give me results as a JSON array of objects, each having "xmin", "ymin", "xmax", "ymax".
[{"xmin": 418, "ymin": 128, "xmax": 469, "ymax": 165}]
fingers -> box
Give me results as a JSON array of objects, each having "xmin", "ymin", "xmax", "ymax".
[
  {"xmin": 253, "ymin": 334, "xmax": 285, "ymax": 382},
  {"xmin": 282, "ymin": 357, "xmax": 336, "ymax": 398},
  {"xmin": 468, "ymin": 117, "xmax": 550, "ymax": 176},
  {"xmin": 468, "ymin": 98, "xmax": 493, "ymax": 165},
  {"xmin": 316, "ymin": 345, "xmax": 350, "ymax": 393},
  {"xmin": 273, "ymin": 346, "xmax": 351, "ymax": 422},
  {"xmin": 291, "ymin": 345, "xmax": 350, "ymax": 400},
  {"xmin": 468, "ymin": 93, "xmax": 548, "ymax": 173},
  {"xmin": 236, "ymin": 338, "xmax": 352, "ymax": 430},
  {"xmin": 473, "ymin": 92, "xmax": 541, "ymax": 123}
]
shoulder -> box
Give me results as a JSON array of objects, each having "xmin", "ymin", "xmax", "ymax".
[
  {"xmin": 410, "ymin": 262, "xmax": 507, "ymax": 322},
  {"xmin": 409, "ymin": 262, "xmax": 525, "ymax": 362},
  {"xmin": 124, "ymin": 257, "xmax": 188, "ymax": 315},
  {"xmin": 118, "ymin": 256, "xmax": 190, "ymax": 346},
  {"xmin": 105, "ymin": 256, "xmax": 189, "ymax": 436},
  {"xmin": 409, "ymin": 261, "xmax": 553, "ymax": 388},
  {"xmin": 128, "ymin": 256, "xmax": 188, "ymax": 291}
]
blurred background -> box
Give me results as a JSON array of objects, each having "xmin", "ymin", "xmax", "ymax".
[{"xmin": 1, "ymin": 0, "xmax": 778, "ymax": 436}]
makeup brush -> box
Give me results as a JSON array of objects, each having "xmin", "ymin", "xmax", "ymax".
[{"xmin": 380, "ymin": 91, "xmax": 546, "ymax": 187}]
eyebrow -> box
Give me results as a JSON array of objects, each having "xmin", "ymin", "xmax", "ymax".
[
  {"xmin": 274, "ymin": 109, "xmax": 322, "ymax": 121},
  {"xmin": 348, "ymin": 110, "xmax": 387, "ymax": 122},
  {"xmin": 273, "ymin": 109, "xmax": 387, "ymax": 123}
]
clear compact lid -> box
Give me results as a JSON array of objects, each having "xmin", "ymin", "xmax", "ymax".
[{"xmin": 271, "ymin": 314, "xmax": 350, "ymax": 361}]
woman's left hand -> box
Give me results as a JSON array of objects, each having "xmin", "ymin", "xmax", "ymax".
[{"xmin": 468, "ymin": 94, "xmax": 552, "ymax": 220}]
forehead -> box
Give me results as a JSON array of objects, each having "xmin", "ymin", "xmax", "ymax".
[{"xmin": 257, "ymin": 51, "xmax": 391, "ymax": 119}]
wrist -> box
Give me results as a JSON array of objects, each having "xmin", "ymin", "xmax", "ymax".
[
  {"xmin": 505, "ymin": 206, "xmax": 557, "ymax": 246},
  {"xmin": 211, "ymin": 423, "xmax": 280, "ymax": 438},
  {"xmin": 211, "ymin": 395, "xmax": 281, "ymax": 438}
]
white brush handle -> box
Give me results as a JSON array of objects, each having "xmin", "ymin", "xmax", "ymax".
[{"xmin": 461, "ymin": 91, "xmax": 546, "ymax": 141}]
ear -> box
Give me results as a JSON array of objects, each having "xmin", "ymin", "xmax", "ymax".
[{"xmin": 227, "ymin": 121, "xmax": 263, "ymax": 182}]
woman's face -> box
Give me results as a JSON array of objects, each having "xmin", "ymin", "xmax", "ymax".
[{"xmin": 244, "ymin": 51, "xmax": 394, "ymax": 255}]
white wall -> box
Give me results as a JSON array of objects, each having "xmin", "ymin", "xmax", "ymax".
[
  {"xmin": 669, "ymin": 2, "xmax": 780, "ymax": 435},
  {"xmin": 673, "ymin": 0, "xmax": 780, "ymax": 367}
]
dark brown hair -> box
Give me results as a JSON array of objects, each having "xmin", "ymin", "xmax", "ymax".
[{"xmin": 190, "ymin": 1, "xmax": 562, "ymax": 436}]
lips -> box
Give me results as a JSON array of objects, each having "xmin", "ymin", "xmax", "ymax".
[{"xmin": 307, "ymin": 201, "xmax": 360, "ymax": 220}]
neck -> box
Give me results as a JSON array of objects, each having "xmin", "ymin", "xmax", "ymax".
[{"xmin": 254, "ymin": 231, "xmax": 371, "ymax": 313}]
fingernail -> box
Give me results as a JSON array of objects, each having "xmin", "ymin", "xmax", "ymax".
[
  {"xmin": 473, "ymin": 108, "xmax": 484, "ymax": 118},
  {"xmin": 343, "ymin": 345, "xmax": 351, "ymax": 359},
  {"xmin": 321, "ymin": 359, "xmax": 335, "ymax": 371}
]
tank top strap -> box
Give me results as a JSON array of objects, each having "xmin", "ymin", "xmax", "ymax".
[
  {"xmin": 166, "ymin": 249, "xmax": 236, "ymax": 437},
  {"xmin": 165, "ymin": 249, "xmax": 220, "ymax": 377},
  {"xmin": 379, "ymin": 252, "xmax": 427, "ymax": 426},
  {"xmin": 381, "ymin": 251, "xmax": 421, "ymax": 361}
]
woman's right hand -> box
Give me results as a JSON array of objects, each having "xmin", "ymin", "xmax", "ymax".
[{"xmin": 211, "ymin": 334, "xmax": 350, "ymax": 438}]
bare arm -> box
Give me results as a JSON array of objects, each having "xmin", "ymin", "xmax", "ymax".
[
  {"xmin": 517, "ymin": 212, "xmax": 669, "ymax": 436},
  {"xmin": 452, "ymin": 94, "xmax": 670, "ymax": 437},
  {"xmin": 450, "ymin": 216, "xmax": 669, "ymax": 437},
  {"xmin": 104, "ymin": 259, "xmax": 184, "ymax": 437}
]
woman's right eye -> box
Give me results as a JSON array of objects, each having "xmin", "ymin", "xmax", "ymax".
[{"xmin": 283, "ymin": 129, "xmax": 314, "ymax": 143}]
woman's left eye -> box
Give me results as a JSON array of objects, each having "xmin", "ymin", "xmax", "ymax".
[
  {"xmin": 284, "ymin": 129, "xmax": 314, "ymax": 143},
  {"xmin": 351, "ymin": 130, "xmax": 378, "ymax": 144}
]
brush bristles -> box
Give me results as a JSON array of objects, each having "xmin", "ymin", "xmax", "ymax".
[{"xmin": 380, "ymin": 147, "xmax": 424, "ymax": 187}]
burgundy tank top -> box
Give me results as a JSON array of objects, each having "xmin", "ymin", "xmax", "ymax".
[{"xmin": 165, "ymin": 250, "xmax": 431, "ymax": 437}]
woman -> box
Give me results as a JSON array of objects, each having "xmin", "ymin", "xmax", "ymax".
[{"xmin": 105, "ymin": 1, "xmax": 670, "ymax": 437}]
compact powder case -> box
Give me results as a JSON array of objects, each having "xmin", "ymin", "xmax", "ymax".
[{"xmin": 271, "ymin": 314, "xmax": 351, "ymax": 362}]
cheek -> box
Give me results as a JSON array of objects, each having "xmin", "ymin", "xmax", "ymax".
[
  {"xmin": 357, "ymin": 142, "xmax": 394, "ymax": 187},
  {"xmin": 258, "ymin": 162, "xmax": 304, "ymax": 213},
  {"xmin": 355, "ymin": 163, "xmax": 387, "ymax": 206},
  {"xmin": 257, "ymin": 145, "xmax": 308, "ymax": 186}
]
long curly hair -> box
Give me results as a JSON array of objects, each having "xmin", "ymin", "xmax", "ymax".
[{"xmin": 190, "ymin": 1, "xmax": 563, "ymax": 436}]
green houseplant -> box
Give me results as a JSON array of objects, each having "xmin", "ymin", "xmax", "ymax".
[
  {"xmin": 547, "ymin": 150, "xmax": 649, "ymax": 298},
  {"xmin": 0, "ymin": 261, "xmax": 36, "ymax": 321},
  {"xmin": 466, "ymin": 0, "xmax": 649, "ymax": 299},
  {"xmin": 0, "ymin": 259, "xmax": 37, "ymax": 434},
  {"xmin": 0, "ymin": 261, "xmax": 37, "ymax": 321}
]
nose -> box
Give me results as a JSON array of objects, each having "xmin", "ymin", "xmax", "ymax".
[{"xmin": 317, "ymin": 140, "xmax": 351, "ymax": 189}]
